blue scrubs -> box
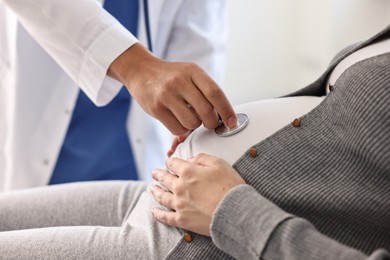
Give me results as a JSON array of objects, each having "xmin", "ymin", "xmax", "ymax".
[{"xmin": 50, "ymin": 0, "xmax": 139, "ymax": 184}]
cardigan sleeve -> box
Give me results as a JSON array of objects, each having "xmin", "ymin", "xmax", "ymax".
[{"xmin": 210, "ymin": 185, "xmax": 390, "ymax": 260}]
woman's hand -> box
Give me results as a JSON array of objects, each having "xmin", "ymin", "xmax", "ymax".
[{"xmin": 150, "ymin": 153, "xmax": 246, "ymax": 236}]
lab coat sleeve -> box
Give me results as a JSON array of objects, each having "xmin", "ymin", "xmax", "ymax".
[
  {"xmin": 210, "ymin": 185, "xmax": 390, "ymax": 260},
  {"xmin": 163, "ymin": 0, "xmax": 227, "ymax": 85},
  {"xmin": 1, "ymin": 0, "xmax": 137, "ymax": 106}
]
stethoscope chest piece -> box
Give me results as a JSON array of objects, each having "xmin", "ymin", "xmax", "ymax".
[{"xmin": 215, "ymin": 113, "xmax": 249, "ymax": 137}]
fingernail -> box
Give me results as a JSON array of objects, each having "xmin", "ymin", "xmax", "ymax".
[
  {"xmin": 227, "ymin": 116, "xmax": 238, "ymax": 128},
  {"xmin": 151, "ymin": 208, "xmax": 156, "ymax": 217},
  {"xmin": 166, "ymin": 157, "xmax": 173, "ymax": 167}
]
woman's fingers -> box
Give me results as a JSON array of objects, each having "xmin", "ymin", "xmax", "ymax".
[
  {"xmin": 152, "ymin": 169, "xmax": 178, "ymax": 192},
  {"xmin": 151, "ymin": 208, "xmax": 176, "ymax": 227},
  {"xmin": 166, "ymin": 154, "xmax": 211, "ymax": 175},
  {"xmin": 151, "ymin": 154, "xmax": 245, "ymax": 236},
  {"xmin": 150, "ymin": 184, "xmax": 175, "ymax": 210}
]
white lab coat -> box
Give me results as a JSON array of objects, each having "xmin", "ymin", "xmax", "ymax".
[{"xmin": 0, "ymin": 0, "xmax": 226, "ymax": 191}]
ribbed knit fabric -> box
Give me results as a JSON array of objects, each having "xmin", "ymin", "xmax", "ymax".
[
  {"xmin": 236, "ymin": 51, "xmax": 390, "ymax": 252},
  {"xmin": 166, "ymin": 25, "xmax": 390, "ymax": 259}
]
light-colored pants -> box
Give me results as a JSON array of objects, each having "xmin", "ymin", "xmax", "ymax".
[
  {"xmin": 0, "ymin": 96, "xmax": 324, "ymax": 259},
  {"xmin": 0, "ymin": 181, "xmax": 182, "ymax": 259}
]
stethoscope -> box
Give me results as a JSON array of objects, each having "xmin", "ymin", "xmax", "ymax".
[
  {"xmin": 215, "ymin": 113, "xmax": 249, "ymax": 137},
  {"xmin": 143, "ymin": 0, "xmax": 153, "ymax": 52},
  {"xmin": 143, "ymin": 0, "xmax": 248, "ymax": 136}
]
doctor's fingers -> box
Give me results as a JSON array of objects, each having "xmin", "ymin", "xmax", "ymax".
[
  {"xmin": 159, "ymin": 76, "xmax": 218, "ymax": 131},
  {"xmin": 191, "ymin": 69, "xmax": 237, "ymax": 129},
  {"xmin": 168, "ymin": 98, "xmax": 204, "ymax": 131},
  {"xmin": 167, "ymin": 130, "xmax": 193, "ymax": 157},
  {"xmin": 180, "ymin": 83, "xmax": 220, "ymax": 130},
  {"xmin": 155, "ymin": 107, "xmax": 195, "ymax": 135}
]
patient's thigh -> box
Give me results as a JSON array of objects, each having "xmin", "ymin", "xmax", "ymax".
[
  {"xmin": 0, "ymin": 181, "xmax": 147, "ymax": 231},
  {"xmin": 173, "ymin": 96, "xmax": 324, "ymax": 165}
]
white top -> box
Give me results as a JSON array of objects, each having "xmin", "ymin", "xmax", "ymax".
[
  {"xmin": 328, "ymin": 38, "xmax": 390, "ymax": 87},
  {"xmin": 172, "ymin": 38, "xmax": 390, "ymax": 165},
  {"xmin": 173, "ymin": 96, "xmax": 324, "ymax": 165}
]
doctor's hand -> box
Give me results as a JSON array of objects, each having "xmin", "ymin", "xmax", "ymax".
[
  {"xmin": 150, "ymin": 153, "xmax": 246, "ymax": 236},
  {"xmin": 108, "ymin": 43, "xmax": 237, "ymax": 135},
  {"xmin": 167, "ymin": 131, "xmax": 192, "ymax": 157}
]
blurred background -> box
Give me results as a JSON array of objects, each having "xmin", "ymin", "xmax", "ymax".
[{"xmin": 224, "ymin": 0, "xmax": 390, "ymax": 105}]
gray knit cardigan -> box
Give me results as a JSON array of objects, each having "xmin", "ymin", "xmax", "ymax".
[{"xmin": 167, "ymin": 25, "xmax": 390, "ymax": 260}]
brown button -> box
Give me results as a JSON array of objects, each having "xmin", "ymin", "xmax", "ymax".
[
  {"xmin": 292, "ymin": 118, "xmax": 301, "ymax": 127},
  {"xmin": 184, "ymin": 233, "xmax": 192, "ymax": 243},
  {"xmin": 249, "ymin": 147, "xmax": 257, "ymax": 158},
  {"xmin": 328, "ymin": 83, "xmax": 334, "ymax": 92}
]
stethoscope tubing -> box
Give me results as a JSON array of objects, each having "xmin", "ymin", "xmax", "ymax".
[{"xmin": 143, "ymin": 0, "xmax": 153, "ymax": 52}]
